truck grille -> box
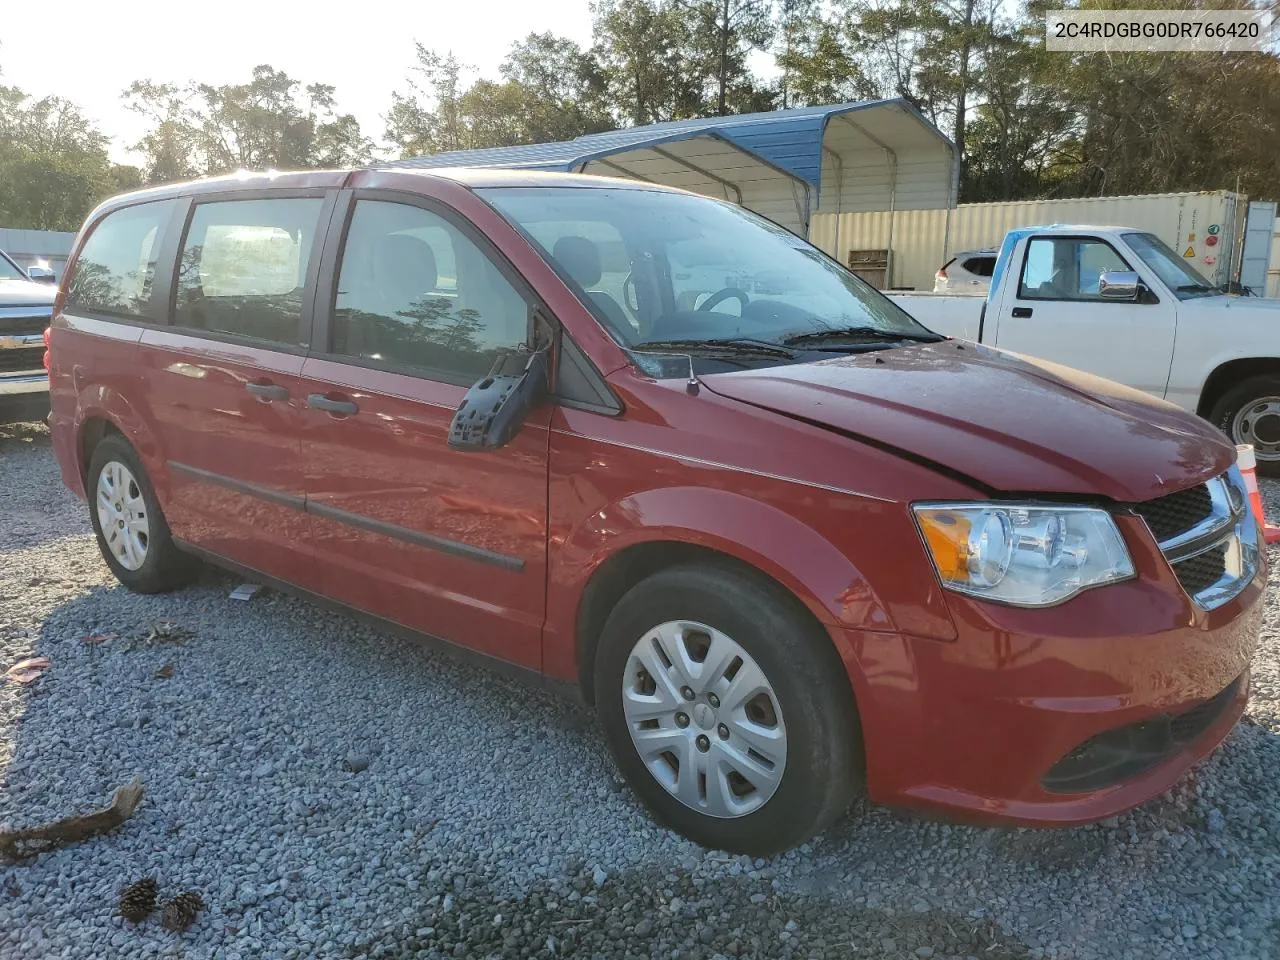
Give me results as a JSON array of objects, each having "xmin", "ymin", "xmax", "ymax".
[
  {"xmin": 0, "ymin": 349, "xmax": 43, "ymax": 375},
  {"xmin": 1132, "ymin": 469, "xmax": 1259, "ymax": 611},
  {"xmin": 0, "ymin": 307, "xmax": 51, "ymax": 377}
]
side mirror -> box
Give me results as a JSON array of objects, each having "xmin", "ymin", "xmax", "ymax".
[
  {"xmin": 1098, "ymin": 271, "xmax": 1140, "ymax": 301},
  {"xmin": 26, "ymin": 264, "xmax": 56, "ymax": 285},
  {"xmin": 448, "ymin": 347, "xmax": 549, "ymax": 451}
]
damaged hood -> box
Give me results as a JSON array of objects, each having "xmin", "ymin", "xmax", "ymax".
[{"xmin": 700, "ymin": 341, "xmax": 1233, "ymax": 502}]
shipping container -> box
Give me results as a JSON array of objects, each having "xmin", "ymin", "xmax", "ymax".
[
  {"xmin": 1269, "ymin": 215, "xmax": 1280, "ymax": 299},
  {"xmin": 810, "ymin": 191, "xmax": 1255, "ymax": 291}
]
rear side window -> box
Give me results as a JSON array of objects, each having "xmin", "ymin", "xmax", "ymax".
[
  {"xmin": 68, "ymin": 199, "xmax": 178, "ymax": 318},
  {"xmin": 962, "ymin": 256, "xmax": 996, "ymax": 278},
  {"xmin": 174, "ymin": 197, "xmax": 324, "ymax": 345}
]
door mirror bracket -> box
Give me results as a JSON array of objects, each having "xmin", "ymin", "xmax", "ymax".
[{"xmin": 448, "ymin": 347, "xmax": 550, "ymax": 452}]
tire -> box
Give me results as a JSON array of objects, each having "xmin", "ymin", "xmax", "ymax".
[
  {"xmin": 1207, "ymin": 374, "xmax": 1280, "ymax": 477},
  {"xmin": 87, "ymin": 434, "xmax": 197, "ymax": 593},
  {"xmin": 594, "ymin": 563, "xmax": 862, "ymax": 855}
]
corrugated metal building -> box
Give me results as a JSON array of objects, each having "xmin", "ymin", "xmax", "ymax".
[
  {"xmin": 385, "ymin": 99, "xmax": 958, "ymax": 238},
  {"xmin": 0, "ymin": 228, "xmax": 76, "ymax": 279}
]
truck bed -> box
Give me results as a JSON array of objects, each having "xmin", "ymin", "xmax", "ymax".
[{"xmin": 888, "ymin": 292, "xmax": 986, "ymax": 342}]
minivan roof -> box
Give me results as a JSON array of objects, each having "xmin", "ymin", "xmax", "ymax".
[
  {"xmin": 87, "ymin": 165, "xmax": 674, "ymax": 222},
  {"xmin": 385, "ymin": 166, "xmax": 677, "ymax": 191}
]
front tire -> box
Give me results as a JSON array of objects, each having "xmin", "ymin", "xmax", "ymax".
[
  {"xmin": 87, "ymin": 434, "xmax": 197, "ymax": 593},
  {"xmin": 1207, "ymin": 375, "xmax": 1280, "ymax": 477},
  {"xmin": 595, "ymin": 564, "xmax": 862, "ymax": 855}
]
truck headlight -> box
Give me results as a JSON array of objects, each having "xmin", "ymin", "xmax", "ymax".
[{"xmin": 913, "ymin": 503, "xmax": 1135, "ymax": 607}]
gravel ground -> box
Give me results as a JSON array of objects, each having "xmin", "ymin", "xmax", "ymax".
[{"xmin": 0, "ymin": 419, "xmax": 1278, "ymax": 960}]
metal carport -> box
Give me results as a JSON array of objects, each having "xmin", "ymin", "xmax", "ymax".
[{"xmin": 384, "ymin": 98, "xmax": 957, "ymax": 243}]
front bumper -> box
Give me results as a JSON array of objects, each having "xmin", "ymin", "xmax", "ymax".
[
  {"xmin": 840, "ymin": 513, "xmax": 1265, "ymax": 826},
  {"xmin": 0, "ymin": 373, "xmax": 50, "ymax": 425}
]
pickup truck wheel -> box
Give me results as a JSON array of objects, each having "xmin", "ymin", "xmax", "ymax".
[
  {"xmin": 87, "ymin": 435, "xmax": 197, "ymax": 593},
  {"xmin": 595, "ymin": 564, "xmax": 862, "ymax": 855},
  {"xmin": 1208, "ymin": 375, "xmax": 1280, "ymax": 476}
]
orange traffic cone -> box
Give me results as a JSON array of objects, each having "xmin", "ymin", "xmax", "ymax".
[{"xmin": 1236, "ymin": 444, "xmax": 1280, "ymax": 544}]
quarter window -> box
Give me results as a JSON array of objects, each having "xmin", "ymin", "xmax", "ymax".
[
  {"xmin": 68, "ymin": 199, "xmax": 178, "ymax": 318},
  {"xmin": 1019, "ymin": 237, "xmax": 1131, "ymax": 301},
  {"xmin": 174, "ymin": 198, "xmax": 324, "ymax": 345},
  {"xmin": 331, "ymin": 200, "xmax": 529, "ymax": 379}
]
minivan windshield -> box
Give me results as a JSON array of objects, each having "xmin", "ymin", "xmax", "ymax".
[
  {"xmin": 479, "ymin": 187, "xmax": 939, "ymax": 366},
  {"xmin": 1122, "ymin": 232, "xmax": 1220, "ymax": 300}
]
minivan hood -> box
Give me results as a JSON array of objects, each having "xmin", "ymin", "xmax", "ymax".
[
  {"xmin": 0, "ymin": 276, "xmax": 57, "ymax": 307},
  {"xmin": 700, "ymin": 341, "xmax": 1233, "ymax": 502}
]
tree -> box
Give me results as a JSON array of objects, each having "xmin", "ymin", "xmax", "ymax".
[
  {"xmin": 959, "ymin": 26, "xmax": 1076, "ymax": 200},
  {"xmin": 385, "ymin": 37, "xmax": 613, "ymax": 157},
  {"xmin": 841, "ymin": 0, "xmax": 933, "ymax": 110},
  {"xmin": 775, "ymin": 5, "xmax": 877, "ymax": 107},
  {"xmin": 0, "ymin": 72, "xmax": 139, "ymax": 230},
  {"xmin": 500, "ymin": 33, "xmax": 613, "ymax": 141},
  {"xmin": 591, "ymin": 0, "xmax": 708, "ymax": 124},
  {"xmin": 124, "ymin": 65, "xmax": 374, "ymax": 182},
  {"xmin": 680, "ymin": 0, "xmax": 775, "ymax": 114},
  {"xmin": 776, "ymin": 0, "xmax": 816, "ymax": 109},
  {"xmin": 385, "ymin": 48, "xmax": 470, "ymax": 156}
]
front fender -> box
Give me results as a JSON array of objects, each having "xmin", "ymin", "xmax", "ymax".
[{"xmin": 546, "ymin": 485, "xmax": 901, "ymax": 685}]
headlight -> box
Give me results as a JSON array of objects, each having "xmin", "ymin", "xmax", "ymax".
[{"xmin": 913, "ymin": 503, "xmax": 1135, "ymax": 607}]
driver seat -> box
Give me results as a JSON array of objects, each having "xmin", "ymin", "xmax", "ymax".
[{"xmin": 553, "ymin": 236, "xmax": 632, "ymax": 339}]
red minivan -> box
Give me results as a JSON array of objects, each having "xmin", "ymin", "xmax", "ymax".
[{"xmin": 48, "ymin": 168, "xmax": 1263, "ymax": 854}]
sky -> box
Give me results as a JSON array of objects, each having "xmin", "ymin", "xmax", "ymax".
[{"xmin": 0, "ymin": 0, "xmax": 600, "ymax": 164}]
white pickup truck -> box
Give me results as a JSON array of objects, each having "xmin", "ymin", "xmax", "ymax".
[{"xmin": 888, "ymin": 224, "xmax": 1280, "ymax": 473}]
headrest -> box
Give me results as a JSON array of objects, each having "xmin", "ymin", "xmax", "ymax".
[
  {"xmin": 553, "ymin": 235, "xmax": 602, "ymax": 289},
  {"xmin": 375, "ymin": 233, "xmax": 437, "ymax": 293}
]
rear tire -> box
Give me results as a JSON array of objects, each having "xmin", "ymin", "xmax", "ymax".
[
  {"xmin": 87, "ymin": 434, "xmax": 197, "ymax": 593},
  {"xmin": 595, "ymin": 563, "xmax": 862, "ymax": 855},
  {"xmin": 1207, "ymin": 374, "xmax": 1280, "ymax": 477}
]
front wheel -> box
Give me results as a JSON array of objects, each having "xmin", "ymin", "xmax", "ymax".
[
  {"xmin": 595, "ymin": 564, "xmax": 862, "ymax": 855},
  {"xmin": 1207, "ymin": 374, "xmax": 1280, "ymax": 477}
]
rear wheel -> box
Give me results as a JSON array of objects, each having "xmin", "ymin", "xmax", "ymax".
[
  {"xmin": 87, "ymin": 434, "xmax": 197, "ymax": 593},
  {"xmin": 1207, "ymin": 375, "xmax": 1280, "ymax": 476},
  {"xmin": 595, "ymin": 564, "xmax": 862, "ymax": 854}
]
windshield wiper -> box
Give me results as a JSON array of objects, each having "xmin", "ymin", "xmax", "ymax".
[
  {"xmin": 631, "ymin": 337, "xmax": 798, "ymax": 358},
  {"xmin": 1176, "ymin": 284, "xmax": 1216, "ymax": 294},
  {"xmin": 781, "ymin": 326, "xmax": 943, "ymax": 349}
]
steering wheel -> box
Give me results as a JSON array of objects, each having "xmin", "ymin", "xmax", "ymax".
[{"xmin": 698, "ymin": 287, "xmax": 749, "ymax": 313}]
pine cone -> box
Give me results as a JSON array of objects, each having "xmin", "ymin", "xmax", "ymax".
[
  {"xmin": 160, "ymin": 890, "xmax": 205, "ymax": 932},
  {"xmin": 118, "ymin": 877, "xmax": 158, "ymax": 923}
]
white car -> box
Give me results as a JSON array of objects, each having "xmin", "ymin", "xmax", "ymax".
[{"xmin": 934, "ymin": 249, "xmax": 997, "ymax": 293}]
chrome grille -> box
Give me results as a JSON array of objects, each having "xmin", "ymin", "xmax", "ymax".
[
  {"xmin": 1132, "ymin": 484, "xmax": 1213, "ymax": 542},
  {"xmin": 1173, "ymin": 543, "xmax": 1228, "ymax": 597},
  {"xmin": 1135, "ymin": 468, "xmax": 1259, "ymax": 611}
]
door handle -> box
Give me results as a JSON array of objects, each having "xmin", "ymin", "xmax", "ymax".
[
  {"xmin": 1011, "ymin": 307, "xmax": 1033, "ymax": 318},
  {"xmin": 245, "ymin": 381, "xmax": 289, "ymax": 401},
  {"xmin": 307, "ymin": 393, "xmax": 359, "ymax": 416}
]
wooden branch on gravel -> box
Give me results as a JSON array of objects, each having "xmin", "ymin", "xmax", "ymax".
[{"xmin": 0, "ymin": 779, "xmax": 144, "ymax": 863}]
